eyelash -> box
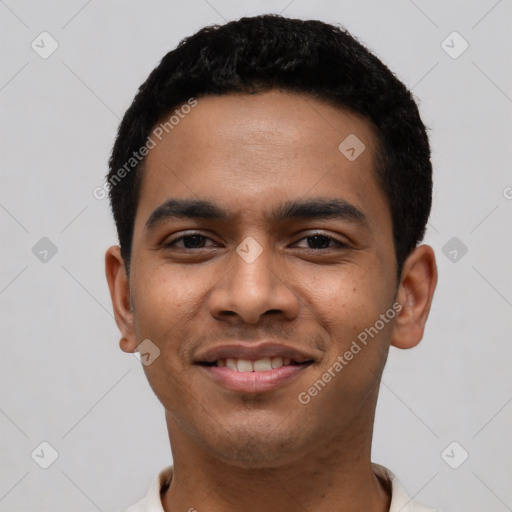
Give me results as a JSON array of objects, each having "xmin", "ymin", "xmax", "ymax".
[{"xmin": 163, "ymin": 232, "xmax": 349, "ymax": 251}]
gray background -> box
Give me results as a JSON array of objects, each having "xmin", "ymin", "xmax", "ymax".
[{"xmin": 1, "ymin": 0, "xmax": 511, "ymax": 510}]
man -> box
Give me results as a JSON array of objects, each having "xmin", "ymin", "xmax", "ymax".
[{"xmin": 105, "ymin": 14, "xmax": 438, "ymax": 512}]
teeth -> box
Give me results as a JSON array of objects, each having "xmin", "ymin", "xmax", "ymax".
[
  {"xmin": 253, "ymin": 358, "xmax": 272, "ymax": 371},
  {"xmin": 271, "ymin": 356, "xmax": 283, "ymax": 368},
  {"xmin": 226, "ymin": 358, "xmax": 237, "ymax": 370},
  {"xmin": 218, "ymin": 357, "xmax": 294, "ymax": 372},
  {"xmin": 237, "ymin": 359, "xmax": 253, "ymax": 373}
]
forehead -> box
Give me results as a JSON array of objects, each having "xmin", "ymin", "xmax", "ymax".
[{"xmin": 136, "ymin": 90, "xmax": 389, "ymax": 230}]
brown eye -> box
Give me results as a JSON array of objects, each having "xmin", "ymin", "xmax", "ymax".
[
  {"xmin": 164, "ymin": 233, "xmax": 216, "ymax": 249},
  {"xmin": 295, "ymin": 233, "xmax": 348, "ymax": 250}
]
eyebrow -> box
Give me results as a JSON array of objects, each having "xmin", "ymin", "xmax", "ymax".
[{"xmin": 145, "ymin": 197, "xmax": 369, "ymax": 231}]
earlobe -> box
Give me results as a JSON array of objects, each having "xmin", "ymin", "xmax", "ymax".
[
  {"xmin": 119, "ymin": 336, "xmax": 135, "ymax": 353},
  {"xmin": 390, "ymin": 245, "xmax": 438, "ymax": 350},
  {"xmin": 105, "ymin": 246, "xmax": 137, "ymax": 353}
]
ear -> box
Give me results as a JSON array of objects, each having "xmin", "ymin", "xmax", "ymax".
[
  {"xmin": 105, "ymin": 245, "xmax": 137, "ymax": 353},
  {"xmin": 391, "ymin": 244, "xmax": 437, "ymax": 349}
]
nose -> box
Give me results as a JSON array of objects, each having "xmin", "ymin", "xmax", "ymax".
[{"xmin": 208, "ymin": 238, "xmax": 300, "ymax": 325}]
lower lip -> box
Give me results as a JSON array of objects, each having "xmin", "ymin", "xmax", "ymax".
[{"xmin": 198, "ymin": 364, "xmax": 310, "ymax": 393}]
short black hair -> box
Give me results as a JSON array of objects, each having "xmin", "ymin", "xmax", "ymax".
[{"xmin": 108, "ymin": 14, "xmax": 432, "ymax": 277}]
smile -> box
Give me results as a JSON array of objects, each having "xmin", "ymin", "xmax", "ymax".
[
  {"xmin": 198, "ymin": 357, "xmax": 313, "ymax": 393},
  {"xmin": 204, "ymin": 356, "xmax": 309, "ymax": 372}
]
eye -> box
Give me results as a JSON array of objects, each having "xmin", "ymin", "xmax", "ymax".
[
  {"xmin": 294, "ymin": 233, "xmax": 349, "ymax": 250},
  {"xmin": 162, "ymin": 232, "xmax": 349, "ymax": 251},
  {"xmin": 163, "ymin": 233, "xmax": 217, "ymax": 249}
]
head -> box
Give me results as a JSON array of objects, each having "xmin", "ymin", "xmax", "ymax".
[
  {"xmin": 107, "ymin": 14, "xmax": 432, "ymax": 278},
  {"xmin": 105, "ymin": 15, "xmax": 436, "ymax": 468}
]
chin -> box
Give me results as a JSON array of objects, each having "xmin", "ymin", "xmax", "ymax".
[{"xmin": 203, "ymin": 420, "xmax": 310, "ymax": 469}]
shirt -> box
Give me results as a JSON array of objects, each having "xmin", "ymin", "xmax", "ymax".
[{"xmin": 122, "ymin": 463, "xmax": 438, "ymax": 512}]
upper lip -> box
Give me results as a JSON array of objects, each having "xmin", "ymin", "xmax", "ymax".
[{"xmin": 195, "ymin": 342, "xmax": 315, "ymax": 364}]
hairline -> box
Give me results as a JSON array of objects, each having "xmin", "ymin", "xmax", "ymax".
[{"xmin": 122, "ymin": 89, "xmax": 402, "ymax": 282}]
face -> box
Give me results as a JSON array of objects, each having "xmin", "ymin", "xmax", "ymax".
[{"xmin": 106, "ymin": 90, "xmax": 437, "ymax": 469}]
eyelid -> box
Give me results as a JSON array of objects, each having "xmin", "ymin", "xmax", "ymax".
[
  {"xmin": 162, "ymin": 231, "xmax": 218, "ymax": 248},
  {"xmin": 163, "ymin": 230, "xmax": 349, "ymax": 250},
  {"xmin": 293, "ymin": 231, "xmax": 350, "ymax": 249}
]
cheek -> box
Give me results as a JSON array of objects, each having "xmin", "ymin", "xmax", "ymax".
[
  {"xmin": 305, "ymin": 264, "xmax": 390, "ymax": 328},
  {"xmin": 133, "ymin": 263, "xmax": 201, "ymax": 335},
  {"xmin": 299, "ymin": 281, "xmax": 393, "ymax": 421},
  {"xmin": 305, "ymin": 269, "xmax": 395, "ymax": 375},
  {"xmin": 132, "ymin": 268, "xmax": 199, "ymax": 407},
  {"xmin": 130, "ymin": 267, "xmax": 208, "ymax": 390}
]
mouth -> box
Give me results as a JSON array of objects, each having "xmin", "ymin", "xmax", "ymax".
[
  {"xmin": 199, "ymin": 356, "xmax": 313, "ymax": 372},
  {"xmin": 198, "ymin": 356, "xmax": 314, "ymax": 394},
  {"xmin": 195, "ymin": 341, "xmax": 316, "ymax": 393}
]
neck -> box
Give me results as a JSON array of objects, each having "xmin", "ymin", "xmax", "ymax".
[{"xmin": 161, "ymin": 390, "xmax": 390, "ymax": 512}]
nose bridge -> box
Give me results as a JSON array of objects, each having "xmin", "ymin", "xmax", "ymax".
[
  {"xmin": 231, "ymin": 236, "xmax": 276, "ymax": 304},
  {"xmin": 208, "ymin": 235, "xmax": 299, "ymax": 324}
]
